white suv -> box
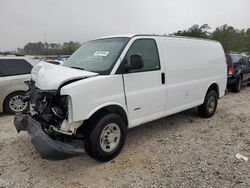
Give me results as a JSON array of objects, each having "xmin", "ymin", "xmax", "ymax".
[{"xmin": 0, "ymin": 56, "xmax": 36, "ymax": 114}]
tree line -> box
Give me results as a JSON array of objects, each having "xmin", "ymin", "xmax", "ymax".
[
  {"xmin": 173, "ymin": 24, "xmax": 250, "ymax": 54},
  {"xmin": 16, "ymin": 41, "xmax": 81, "ymax": 55},
  {"xmin": 1, "ymin": 24, "xmax": 249, "ymax": 56}
]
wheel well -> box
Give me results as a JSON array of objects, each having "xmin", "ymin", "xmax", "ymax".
[
  {"xmin": 84, "ymin": 105, "xmax": 128, "ymax": 128},
  {"xmin": 206, "ymin": 83, "xmax": 219, "ymax": 96}
]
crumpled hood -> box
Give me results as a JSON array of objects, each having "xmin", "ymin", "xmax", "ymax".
[{"xmin": 32, "ymin": 62, "xmax": 98, "ymax": 90}]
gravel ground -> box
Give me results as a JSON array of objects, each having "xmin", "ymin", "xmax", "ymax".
[{"xmin": 0, "ymin": 87, "xmax": 250, "ymax": 188}]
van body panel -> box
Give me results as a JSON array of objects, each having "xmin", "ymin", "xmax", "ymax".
[
  {"xmin": 33, "ymin": 62, "xmax": 98, "ymax": 90},
  {"xmin": 26, "ymin": 35, "xmax": 227, "ymax": 129},
  {"xmin": 157, "ymin": 37, "xmax": 226, "ymax": 115},
  {"xmin": 13, "ymin": 35, "xmax": 227, "ymax": 161},
  {"xmin": 120, "ymin": 36, "xmax": 167, "ymax": 128},
  {"xmin": 60, "ymin": 75, "xmax": 128, "ymax": 123}
]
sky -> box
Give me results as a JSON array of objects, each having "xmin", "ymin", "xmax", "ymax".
[{"xmin": 0, "ymin": 0, "xmax": 249, "ymax": 51}]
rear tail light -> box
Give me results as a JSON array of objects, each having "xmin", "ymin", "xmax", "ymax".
[{"xmin": 228, "ymin": 65, "xmax": 235, "ymax": 75}]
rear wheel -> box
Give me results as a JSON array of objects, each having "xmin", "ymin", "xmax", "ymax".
[
  {"xmin": 83, "ymin": 113, "xmax": 127, "ymax": 162},
  {"xmin": 198, "ymin": 90, "xmax": 218, "ymax": 118},
  {"xmin": 4, "ymin": 92, "xmax": 29, "ymax": 115},
  {"xmin": 232, "ymin": 76, "xmax": 242, "ymax": 93}
]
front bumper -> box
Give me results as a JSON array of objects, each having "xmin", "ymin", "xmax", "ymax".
[{"xmin": 14, "ymin": 113, "xmax": 84, "ymax": 160}]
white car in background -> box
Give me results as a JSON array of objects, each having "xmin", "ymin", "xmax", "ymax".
[{"xmin": 0, "ymin": 56, "xmax": 36, "ymax": 114}]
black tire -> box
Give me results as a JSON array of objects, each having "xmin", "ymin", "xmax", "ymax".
[
  {"xmin": 198, "ymin": 90, "xmax": 218, "ymax": 118},
  {"xmin": 3, "ymin": 91, "xmax": 29, "ymax": 115},
  {"xmin": 83, "ymin": 113, "xmax": 127, "ymax": 162},
  {"xmin": 232, "ymin": 76, "xmax": 242, "ymax": 93}
]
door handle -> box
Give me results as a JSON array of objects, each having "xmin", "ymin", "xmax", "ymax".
[{"xmin": 161, "ymin": 72, "xmax": 165, "ymax": 84}]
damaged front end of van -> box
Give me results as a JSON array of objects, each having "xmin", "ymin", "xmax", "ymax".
[{"xmin": 13, "ymin": 62, "xmax": 98, "ymax": 160}]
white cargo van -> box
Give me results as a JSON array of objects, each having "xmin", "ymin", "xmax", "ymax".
[{"xmin": 14, "ymin": 34, "xmax": 227, "ymax": 162}]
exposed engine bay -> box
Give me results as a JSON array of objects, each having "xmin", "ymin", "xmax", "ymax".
[
  {"xmin": 24, "ymin": 80, "xmax": 82, "ymax": 141},
  {"xmin": 13, "ymin": 80, "xmax": 86, "ymax": 160},
  {"xmin": 28, "ymin": 80, "xmax": 66, "ymax": 123}
]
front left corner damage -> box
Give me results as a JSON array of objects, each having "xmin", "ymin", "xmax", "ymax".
[{"xmin": 14, "ymin": 113, "xmax": 85, "ymax": 160}]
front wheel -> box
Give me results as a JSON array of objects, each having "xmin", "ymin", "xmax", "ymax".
[
  {"xmin": 198, "ymin": 90, "xmax": 218, "ymax": 118},
  {"xmin": 84, "ymin": 113, "xmax": 127, "ymax": 162}
]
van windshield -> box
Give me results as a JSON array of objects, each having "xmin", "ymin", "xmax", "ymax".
[{"xmin": 63, "ymin": 37, "xmax": 129, "ymax": 75}]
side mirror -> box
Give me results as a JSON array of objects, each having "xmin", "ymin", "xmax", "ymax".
[{"xmin": 125, "ymin": 54, "xmax": 144, "ymax": 71}]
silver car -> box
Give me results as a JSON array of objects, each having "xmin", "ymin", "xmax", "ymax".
[{"xmin": 0, "ymin": 56, "xmax": 36, "ymax": 114}]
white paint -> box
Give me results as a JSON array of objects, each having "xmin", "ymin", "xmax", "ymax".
[
  {"xmin": 60, "ymin": 75, "xmax": 128, "ymax": 122},
  {"xmin": 33, "ymin": 35, "xmax": 227, "ymax": 132},
  {"xmin": 33, "ymin": 62, "xmax": 98, "ymax": 90},
  {"xmin": 158, "ymin": 36, "xmax": 227, "ymax": 116}
]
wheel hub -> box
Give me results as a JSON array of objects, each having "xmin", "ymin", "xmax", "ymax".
[
  {"xmin": 9, "ymin": 95, "xmax": 28, "ymax": 112},
  {"xmin": 207, "ymin": 96, "xmax": 216, "ymax": 113},
  {"xmin": 100, "ymin": 123, "xmax": 121, "ymax": 152}
]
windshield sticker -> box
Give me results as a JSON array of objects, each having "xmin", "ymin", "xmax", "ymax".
[{"xmin": 94, "ymin": 51, "xmax": 109, "ymax": 57}]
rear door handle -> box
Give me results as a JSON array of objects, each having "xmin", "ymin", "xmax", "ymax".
[{"xmin": 161, "ymin": 72, "xmax": 165, "ymax": 84}]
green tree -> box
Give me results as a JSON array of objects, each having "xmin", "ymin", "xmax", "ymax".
[
  {"xmin": 174, "ymin": 24, "xmax": 211, "ymax": 39},
  {"xmin": 23, "ymin": 42, "xmax": 45, "ymax": 55},
  {"xmin": 10, "ymin": 26, "xmax": 250, "ymax": 56},
  {"xmin": 62, "ymin": 41, "xmax": 81, "ymax": 55},
  {"xmin": 20, "ymin": 41, "xmax": 81, "ymax": 55},
  {"xmin": 174, "ymin": 24, "xmax": 250, "ymax": 53},
  {"xmin": 211, "ymin": 25, "xmax": 239, "ymax": 52},
  {"xmin": 244, "ymin": 28, "xmax": 250, "ymax": 54}
]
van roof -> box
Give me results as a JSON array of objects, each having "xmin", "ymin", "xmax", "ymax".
[{"xmin": 95, "ymin": 34, "xmax": 219, "ymax": 43}]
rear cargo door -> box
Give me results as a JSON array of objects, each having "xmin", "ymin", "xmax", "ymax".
[{"xmin": 122, "ymin": 39, "xmax": 166, "ymax": 126}]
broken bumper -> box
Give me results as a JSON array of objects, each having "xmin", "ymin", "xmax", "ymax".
[{"xmin": 14, "ymin": 113, "xmax": 84, "ymax": 160}]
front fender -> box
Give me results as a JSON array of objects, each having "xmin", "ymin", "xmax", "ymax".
[
  {"xmin": 60, "ymin": 75, "xmax": 127, "ymax": 123},
  {"xmin": 86, "ymin": 102, "xmax": 130, "ymax": 123}
]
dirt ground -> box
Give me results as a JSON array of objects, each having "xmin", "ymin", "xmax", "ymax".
[{"xmin": 0, "ymin": 87, "xmax": 250, "ymax": 188}]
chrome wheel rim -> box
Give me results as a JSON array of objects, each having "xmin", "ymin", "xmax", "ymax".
[
  {"xmin": 100, "ymin": 123, "xmax": 121, "ymax": 152},
  {"xmin": 9, "ymin": 95, "xmax": 27, "ymax": 112},
  {"xmin": 207, "ymin": 96, "xmax": 216, "ymax": 113}
]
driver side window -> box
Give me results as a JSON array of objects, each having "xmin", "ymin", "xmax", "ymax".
[{"xmin": 125, "ymin": 39, "xmax": 160, "ymax": 73}]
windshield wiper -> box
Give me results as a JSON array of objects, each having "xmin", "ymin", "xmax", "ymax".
[{"xmin": 70, "ymin": 67, "xmax": 85, "ymax": 71}]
